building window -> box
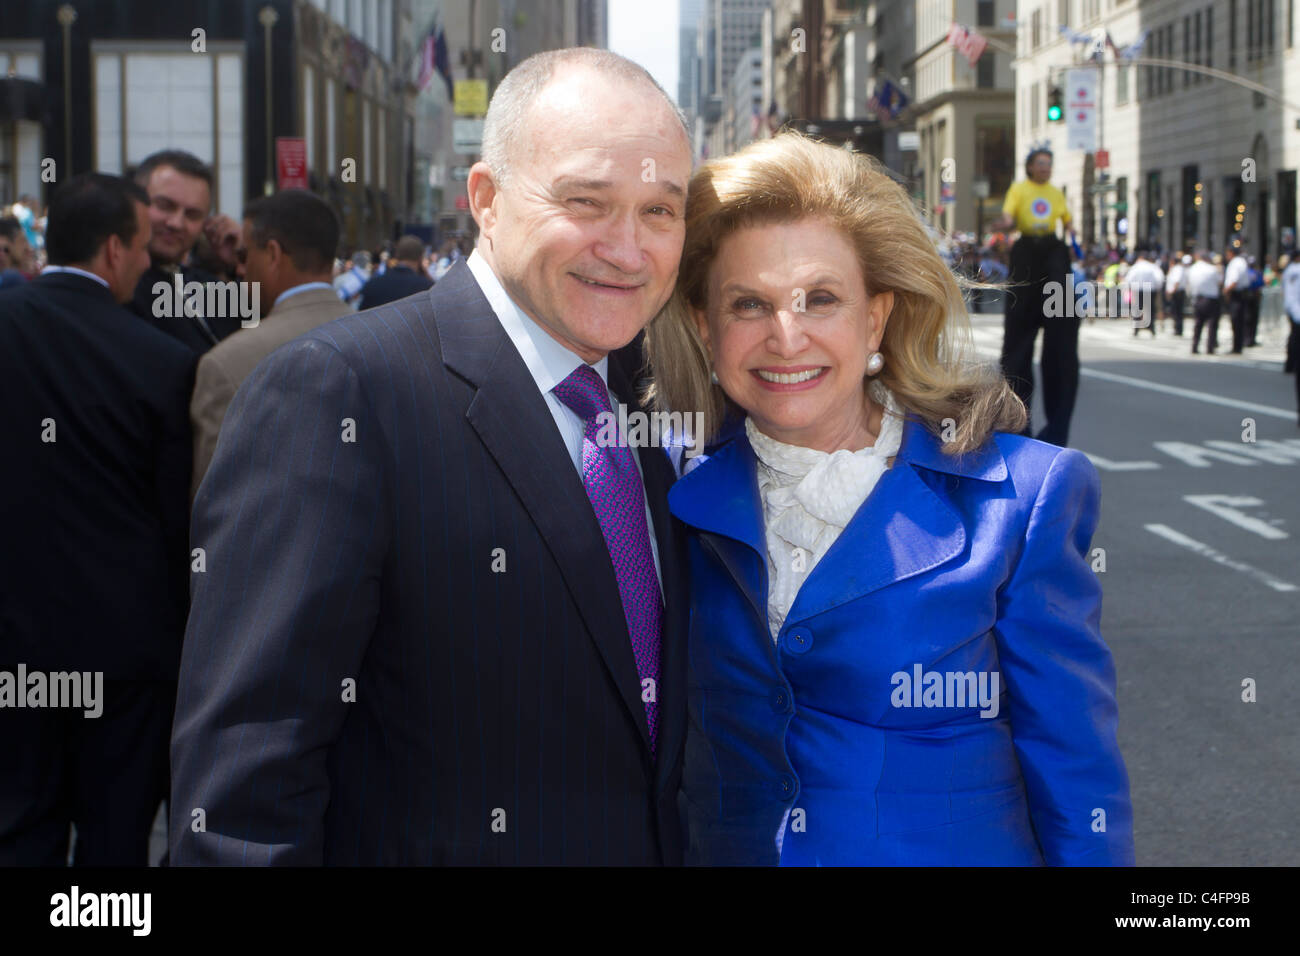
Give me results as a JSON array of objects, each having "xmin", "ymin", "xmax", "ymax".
[
  {"xmin": 1194, "ymin": 11, "xmax": 1202, "ymax": 82},
  {"xmin": 1268, "ymin": 0, "xmax": 1276, "ymax": 54},
  {"xmin": 979, "ymin": 1, "xmax": 995, "ymax": 27},
  {"xmin": 362, "ymin": 99, "xmax": 371, "ymax": 186},
  {"xmin": 303, "ymin": 64, "xmax": 315, "ymax": 173},
  {"xmin": 1146, "ymin": 170, "xmax": 1161, "ymax": 246},
  {"xmin": 977, "ymin": 54, "xmax": 994, "ymax": 88},
  {"xmin": 975, "ymin": 116, "xmax": 1014, "ymax": 200},
  {"xmin": 326, "ymin": 78, "xmax": 337, "ymax": 173},
  {"xmin": 1058, "ymin": 0, "xmax": 1069, "ymax": 28},
  {"xmin": 1182, "ymin": 165, "xmax": 1200, "ymax": 247},
  {"xmin": 377, "ymin": 107, "xmax": 385, "ymax": 190},
  {"xmin": 93, "ymin": 47, "xmax": 243, "ymax": 218},
  {"xmin": 1165, "ymin": 24, "xmax": 1174, "ymax": 91},
  {"xmin": 1032, "ymin": 9, "xmax": 1042, "ymax": 49},
  {"xmin": 1117, "ymin": 63, "xmax": 1129, "ymax": 103},
  {"xmin": 1231, "ymin": 0, "xmax": 1238, "ymax": 68},
  {"xmin": 1184, "ymin": 16, "xmax": 1191, "ymax": 87},
  {"xmin": 1207, "ymin": 7, "xmax": 1214, "ymax": 75},
  {"xmin": 1153, "ymin": 24, "xmax": 1162, "ymax": 93}
]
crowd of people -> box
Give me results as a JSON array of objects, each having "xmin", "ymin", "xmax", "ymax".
[
  {"xmin": 0, "ymin": 150, "xmax": 461, "ymax": 865},
  {"xmin": 0, "ymin": 45, "xmax": 1294, "ymax": 869}
]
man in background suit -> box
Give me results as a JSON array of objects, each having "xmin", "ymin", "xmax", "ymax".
[
  {"xmin": 129, "ymin": 150, "xmax": 243, "ymax": 353},
  {"xmin": 190, "ymin": 190, "xmax": 350, "ymax": 498},
  {"xmin": 358, "ymin": 234, "xmax": 434, "ymax": 309},
  {"xmin": 170, "ymin": 48, "xmax": 694, "ymax": 865},
  {"xmin": 0, "ymin": 173, "xmax": 195, "ymax": 865}
]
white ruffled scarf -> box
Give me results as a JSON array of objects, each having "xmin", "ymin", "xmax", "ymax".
[{"xmin": 745, "ymin": 381, "xmax": 904, "ymax": 641}]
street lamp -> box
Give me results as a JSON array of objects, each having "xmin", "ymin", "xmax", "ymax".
[
  {"xmin": 259, "ymin": 5, "xmax": 279, "ymax": 196},
  {"xmin": 57, "ymin": 4, "xmax": 76, "ymax": 177}
]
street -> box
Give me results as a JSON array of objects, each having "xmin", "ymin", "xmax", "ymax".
[{"xmin": 969, "ymin": 308, "xmax": 1299, "ymax": 865}]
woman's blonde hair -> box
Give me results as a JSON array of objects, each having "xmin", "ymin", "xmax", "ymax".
[{"xmin": 644, "ymin": 131, "xmax": 1026, "ymax": 456}]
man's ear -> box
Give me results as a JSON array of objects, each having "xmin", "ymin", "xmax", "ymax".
[
  {"xmin": 102, "ymin": 232, "xmax": 125, "ymax": 275},
  {"xmin": 467, "ymin": 161, "xmax": 499, "ymax": 238},
  {"xmin": 265, "ymin": 238, "xmax": 285, "ymax": 271}
]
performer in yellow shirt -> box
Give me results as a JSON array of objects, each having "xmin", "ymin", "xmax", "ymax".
[{"xmin": 991, "ymin": 147, "xmax": 1080, "ymax": 446}]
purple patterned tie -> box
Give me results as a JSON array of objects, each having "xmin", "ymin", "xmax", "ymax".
[{"xmin": 553, "ymin": 363, "xmax": 662, "ymax": 757}]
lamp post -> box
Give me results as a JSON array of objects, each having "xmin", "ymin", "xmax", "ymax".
[
  {"xmin": 57, "ymin": 4, "xmax": 76, "ymax": 177},
  {"xmin": 259, "ymin": 5, "xmax": 279, "ymax": 196}
]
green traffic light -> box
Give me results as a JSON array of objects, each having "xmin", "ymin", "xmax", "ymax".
[{"xmin": 1047, "ymin": 104, "xmax": 1062, "ymax": 121}]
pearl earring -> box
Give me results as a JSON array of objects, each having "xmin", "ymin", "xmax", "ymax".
[
  {"xmin": 711, "ymin": 369, "xmax": 720, "ymax": 384},
  {"xmin": 866, "ymin": 351, "xmax": 884, "ymax": 375}
]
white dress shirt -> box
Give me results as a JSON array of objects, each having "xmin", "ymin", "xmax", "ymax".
[
  {"xmin": 1165, "ymin": 263, "xmax": 1187, "ymax": 295},
  {"xmin": 465, "ymin": 250, "xmax": 663, "ymax": 591},
  {"xmin": 1186, "ymin": 261, "xmax": 1221, "ymax": 299},
  {"xmin": 1223, "ymin": 255, "xmax": 1249, "ymax": 293},
  {"xmin": 274, "ymin": 280, "xmax": 335, "ymax": 309},
  {"xmin": 41, "ymin": 265, "xmax": 110, "ymax": 289},
  {"xmin": 748, "ymin": 379, "xmax": 904, "ymax": 641}
]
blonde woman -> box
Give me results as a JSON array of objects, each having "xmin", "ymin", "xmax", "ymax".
[{"xmin": 647, "ymin": 132, "xmax": 1133, "ymax": 866}]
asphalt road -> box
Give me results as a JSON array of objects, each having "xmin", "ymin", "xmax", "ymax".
[{"xmin": 971, "ymin": 308, "xmax": 1300, "ymax": 866}]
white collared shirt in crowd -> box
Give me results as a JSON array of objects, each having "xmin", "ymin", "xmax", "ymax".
[
  {"xmin": 1186, "ymin": 260, "xmax": 1222, "ymax": 299},
  {"xmin": 1165, "ymin": 262, "xmax": 1187, "ymax": 295},
  {"xmin": 1283, "ymin": 261, "xmax": 1300, "ymax": 323},
  {"xmin": 41, "ymin": 265, "xmax": 109, "ymax": 290},
  {"xmin": 1223, "ymin": 255, "xmax": 1249, "ymax": 293}
]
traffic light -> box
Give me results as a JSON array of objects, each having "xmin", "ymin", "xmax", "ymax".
[{"xmin": 1047, "ymin": 86, "xmax": 1063, "ymax": 122}]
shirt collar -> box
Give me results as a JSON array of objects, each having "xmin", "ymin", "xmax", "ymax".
[
  {"xmin": 466, "ymin": 249, "xmax": 609, "ymax": 394},
  {"xmin": 41, "ymin": 265, "xmax": 110, "ymax": 290},
  {"xmin": 274, "ymin": 281, "xmax": 334, "ymax": 308}
]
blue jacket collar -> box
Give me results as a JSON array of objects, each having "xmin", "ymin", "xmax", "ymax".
[{"xmin": 668, "ymin": 414, "xmax": 1009, "ymax": 622}]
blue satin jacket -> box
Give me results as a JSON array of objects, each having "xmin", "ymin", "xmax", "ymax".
[{"xmin": 667, "ymin": 416, "xmax": 1135, "ymax": 866}]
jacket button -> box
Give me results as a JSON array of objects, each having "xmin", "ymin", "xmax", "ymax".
[
  {"xmin": 773, "ymin": 775, "xmax": 797, "ymax": 800},
  {"xmin": 770, "ymin": 687, "xmax": 792, "ymax": 713},
  {"xmin": 783, "ymin": 627, "xmax": 813, "ymax": 655}
]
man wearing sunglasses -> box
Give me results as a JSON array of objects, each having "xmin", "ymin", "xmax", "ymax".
[{"xmin": 128, "ymin": 150, "xmax": 243, "ymax": 354}]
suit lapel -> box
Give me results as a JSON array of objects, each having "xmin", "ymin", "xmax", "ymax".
[
  {"xmin": 668, "ymin": 436, "xmax": 769, "ymax": 628},
  {"xmin": 435, "ymin": 262, "xmax": 654, "ymax": 757},
  {"xmin": 670, "ymin": 415, "xmax": 1005, "ymax": 626}
]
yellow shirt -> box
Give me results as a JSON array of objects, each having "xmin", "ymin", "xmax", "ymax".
[{"xmin": 1002, "ymin": 180, "xmax": 1071, "ymax": 235}]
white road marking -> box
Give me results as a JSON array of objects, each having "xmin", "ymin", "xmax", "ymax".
[
  {"xmin": 1144, "ymin": 524, "xmax": 1298, "ymax": 592},
  {"xmin": 1077, "ymin": 367, "xmax": 1297, "ymax": 419},
  {"xmin": 1183, "ymin": 495, "xmax": 1290, "ymax": 540},
  {"xmin": 1082, "ymin": 453, "xmax": 1162, "ymax": 471},
  {"xmin": 967, "ymin": 331, "xmax": 1294, "ymax": 416},
  {"xmin": 1154, "ymin": 442, "xmax": 1260, "ymax": 467}
]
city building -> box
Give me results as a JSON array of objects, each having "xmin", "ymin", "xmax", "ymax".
[
  {"xmin": 1014, "ymin": 0, "xmax": 1297, "ymax": 258},
  {"xmin": 417, "ymin": 0, "xmax": 608, "ymax": 238},
  {"xmin": 0, "ymin": 0, "xmax": 414, "ymax": 250},
  {"xmin": 908, "ymin": 0, "xmax": 1016, "ymax": 236}
]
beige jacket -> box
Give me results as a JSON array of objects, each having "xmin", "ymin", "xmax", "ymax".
[{"xmin": 190, "ymin": 285, "xmax": 351, "ymax": 499}]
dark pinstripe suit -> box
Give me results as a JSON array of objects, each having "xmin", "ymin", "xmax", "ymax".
[{"xmin": 169, "ymin": 261, "xmax": 689, "ymax": 865}]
